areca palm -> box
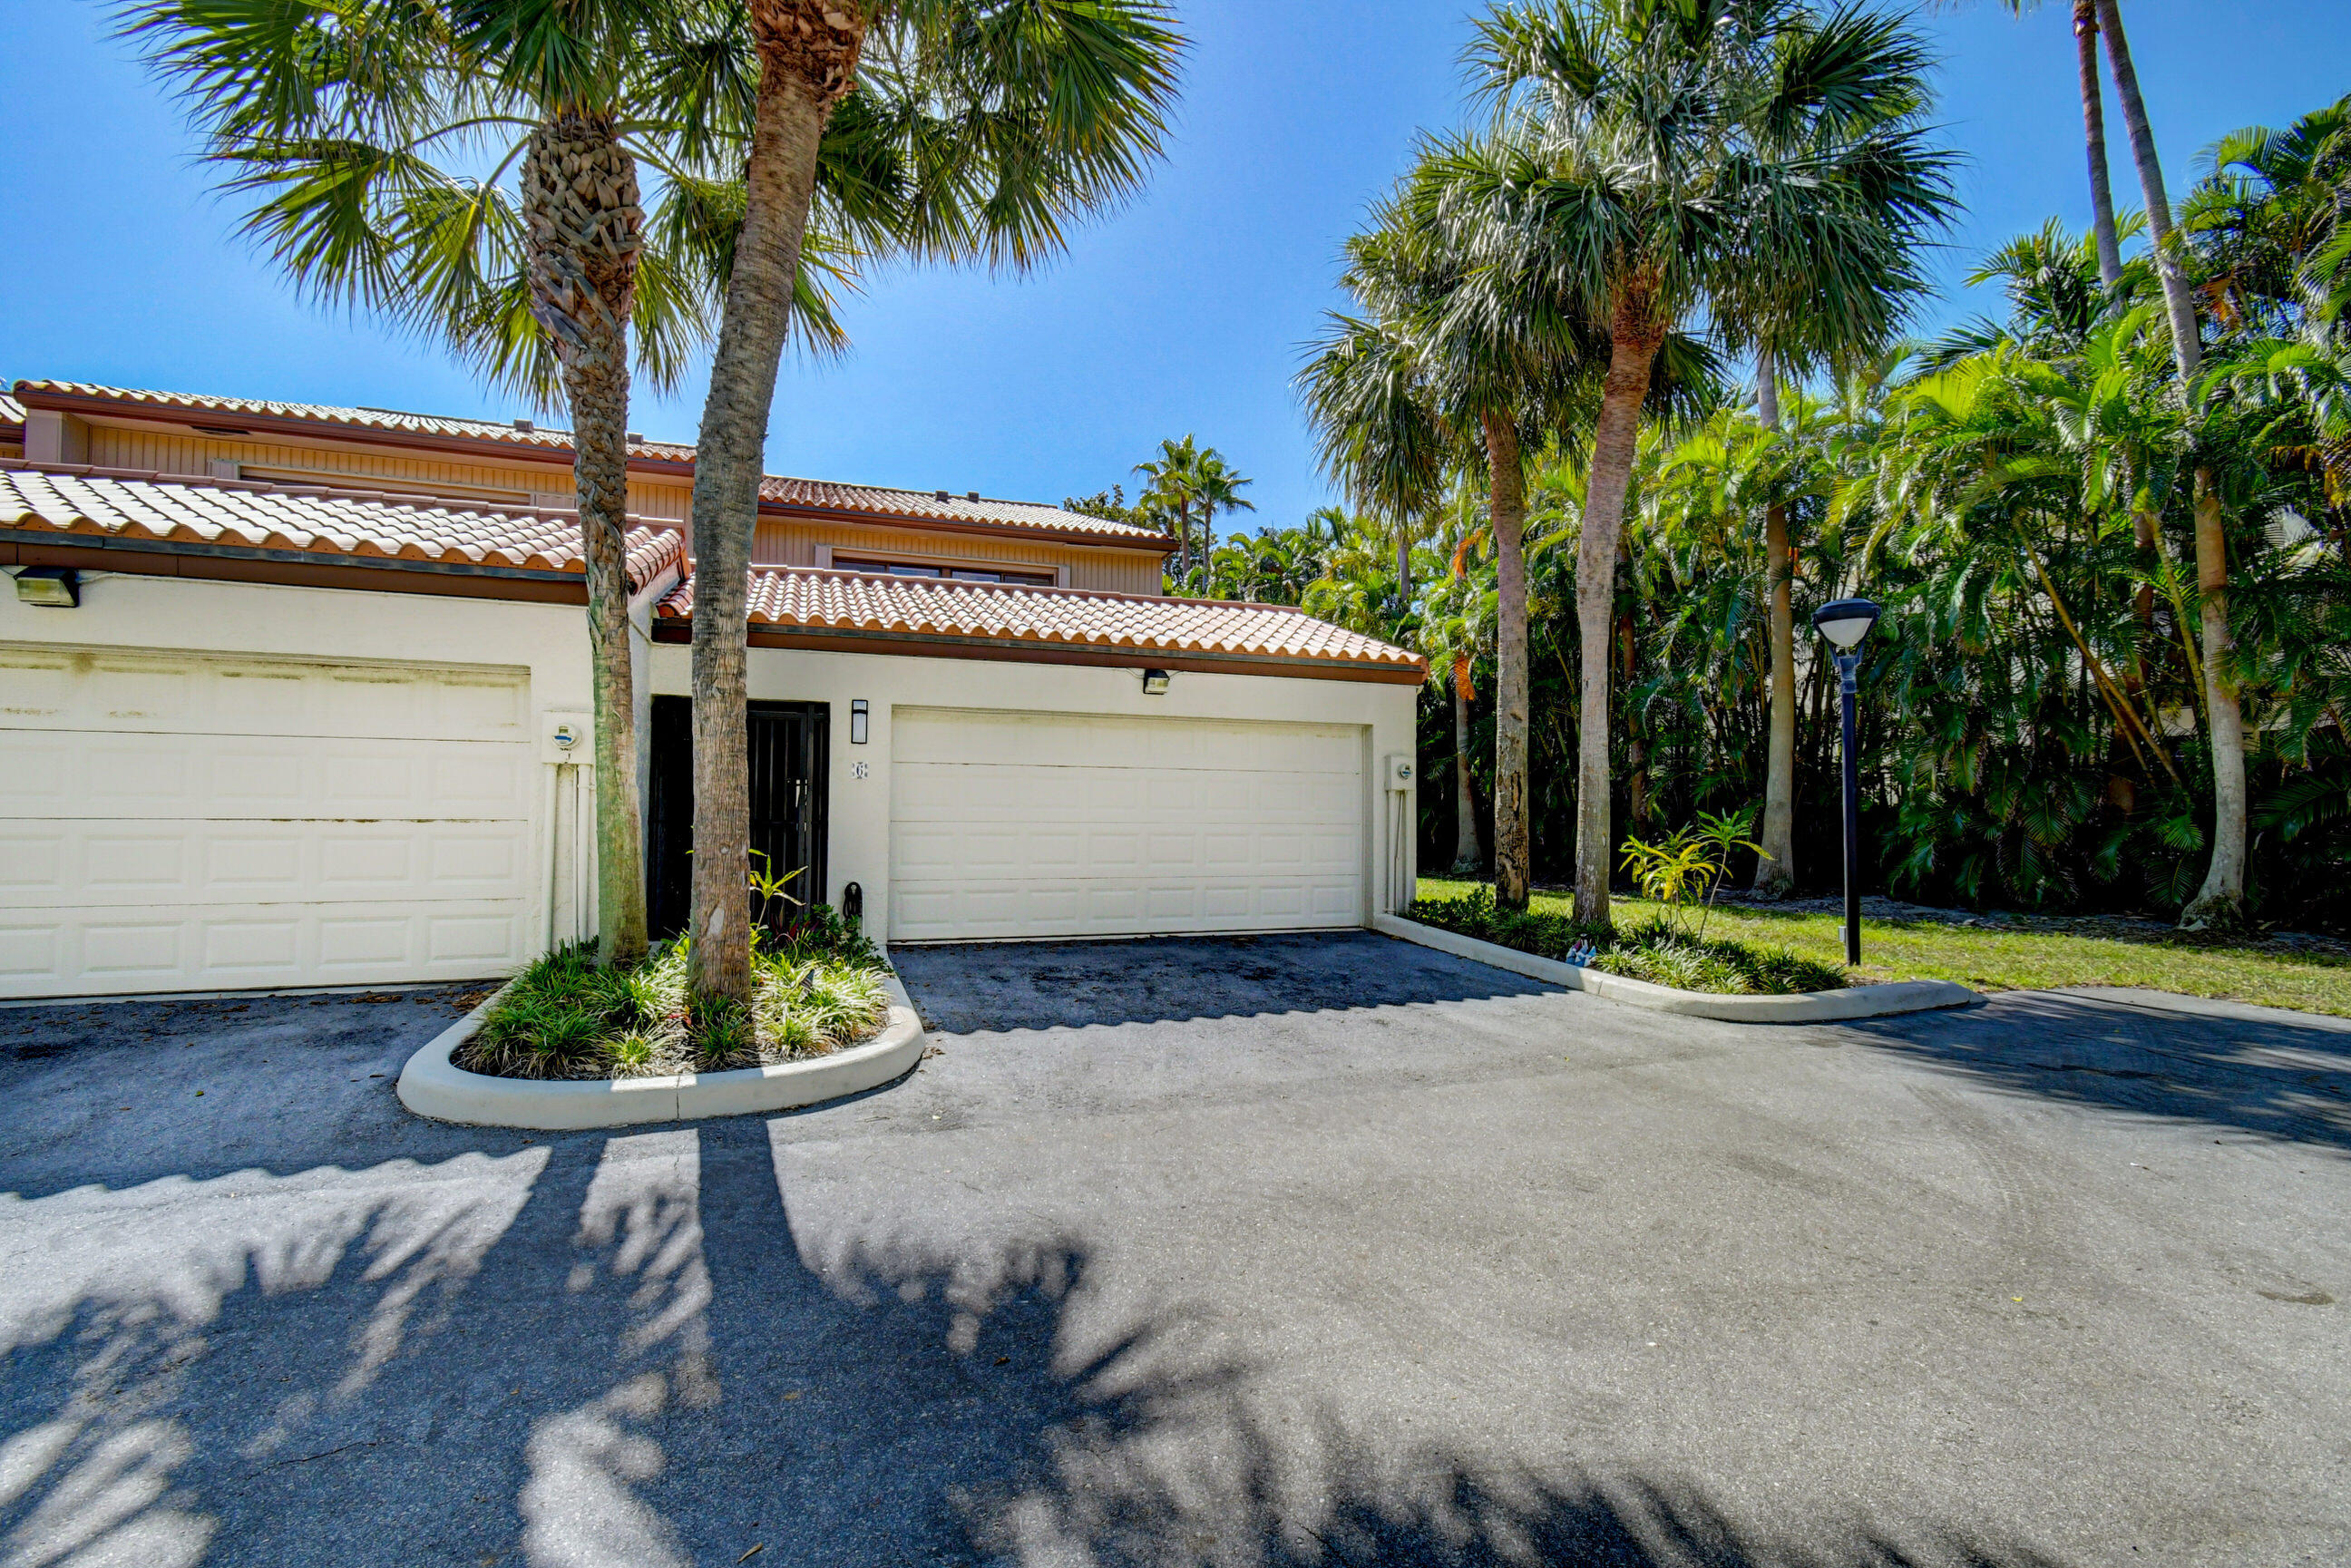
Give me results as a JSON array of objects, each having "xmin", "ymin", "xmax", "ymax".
[
  {"xmin": 680, "ymin": 0, "xmax": 1184, "ymax": 1002},
  {"xmin": 121, "ymin": 0, "xmax": 797, "ymax": 969},
  {"xmin": 1461, "ymin": 0, "xmax": 1955, "ymax": 922}
]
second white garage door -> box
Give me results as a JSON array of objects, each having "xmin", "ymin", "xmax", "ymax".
[{"xmin": 890, "ymin": 708, "xmax": 1363, "ymax": 941}]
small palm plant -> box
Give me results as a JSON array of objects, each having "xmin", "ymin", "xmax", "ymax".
[
  {"xmin": 1619, "ymin": 805, "xmax": 1768, "ymax": 940},
  {"xmin": 746, "ymin": 849, "xmax": 806, "ymax": 933}
]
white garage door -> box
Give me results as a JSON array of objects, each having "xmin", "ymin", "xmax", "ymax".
[
  {"xmin": 890, "ymin": 707, "xmax": 1364, "ymax": 941},
  {"xmin": 1, "ymin": 644, "xmax": 535, "ymax": 998}
]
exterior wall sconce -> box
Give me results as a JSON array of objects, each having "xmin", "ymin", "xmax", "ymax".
[
  {"xmin": 1140, "ymin": 669, "xmax": 1171, "ymax": 696},
  {"xmin": 850, "ymin": 699, "xmax": 869, "ymax": 745},
  {"xmin": 14, "ymin": 568, "xmax": 79, "ymax": 608}
]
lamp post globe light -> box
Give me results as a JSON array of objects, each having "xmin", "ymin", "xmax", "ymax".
[{"xmin": 1810, "ymin": 597, "xmax": 1883, "ymax": 967}]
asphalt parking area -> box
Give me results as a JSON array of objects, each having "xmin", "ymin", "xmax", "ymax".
[{"xmin": 1, "ymin": 935, "xmax": 2346, "ymax": 1567}]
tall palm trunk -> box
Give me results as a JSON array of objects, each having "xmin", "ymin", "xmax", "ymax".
[
  {"xmin": 2097, "ymin": 0, "xmax": 2245, "ymax": 929},
  {"xmin": 1484, "ymin": 411, "xmax": 1530, "ymax": 910},
  {"xmin": 2082, "ymin": 1, "xmax": 2157, "ymax": 714},
  {"xmin": 1573, "ymin": 300, "xmax": 1664, "ymax": 926},
  {"xmin": 688, "ymin": 6, "xmax": 865, "ymax": 1003},
  {"xmin": 2073, "ymin": 1, "xmax": 2122, "ymax": 288},
  {"xmin": 1752, "ymin": 354, "xmax": 1797, "ymax": 898},
  {"xmin": 1450, "ymin": 655, "xmax": 1483, "ymax": 874},
  {"xmin": 522, "ymin": 111, "xmax": 649, "ymax": 969}
]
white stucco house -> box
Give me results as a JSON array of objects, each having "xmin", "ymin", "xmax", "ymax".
[{"xmin": 0, "ymin": 380, "xmax": 1425, "ymax": 998}]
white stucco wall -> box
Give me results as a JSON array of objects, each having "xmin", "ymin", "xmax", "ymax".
[
  {"xmin": 1, "ymin": 567, "xmax": 1420, "ymax": 987},
  {"xmin": 645, "ymin": 641, "xmax": 1422, "ymax": 942}
]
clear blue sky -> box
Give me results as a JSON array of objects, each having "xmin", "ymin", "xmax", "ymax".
[{"xmin": 3, "ymin": 2, "xmax": 2345, "ymax": 531}]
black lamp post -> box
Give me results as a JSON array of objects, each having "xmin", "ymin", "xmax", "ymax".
[{"xmin": 1810, "ymin": 597, "xmax": 1883, "ymax": 967}]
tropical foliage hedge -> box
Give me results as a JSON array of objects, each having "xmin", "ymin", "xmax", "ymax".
[
  {"xmin": 1404, "ymin": 888, "xmax": 1847, "ymax": 996},
  {"xmin": 1083, "ymin": 93, "xmax": 2351, "ymax": 939},
  {"xmin": 457, "ymin": 908, "xmax": 890, "ymax": 1081}
]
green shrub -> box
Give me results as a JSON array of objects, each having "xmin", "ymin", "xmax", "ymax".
[{"xmin": 455, "ymin": 906, "xmax": 893, "ymax": 1081}]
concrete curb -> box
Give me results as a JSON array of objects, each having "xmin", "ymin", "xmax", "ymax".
[
  {"xmin": 1373, "ymin": 914, "xmax": 1981, "ymax": 1024},
  {"xmin": 396, "ymin": 964, "xmax": 928, "ymax": 1131}
]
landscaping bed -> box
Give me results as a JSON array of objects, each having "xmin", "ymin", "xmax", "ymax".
[
  {"xmin": 455, "ymin": 909, "xmax": 892, "ymax": 1081},
  {"xmin": 1416, "ymin": 877, "xmax": 2351, "ymax": 1018},
  {"xmin": 1402, "ymin": 887, "xmax": 1848, "ymax": 995}
]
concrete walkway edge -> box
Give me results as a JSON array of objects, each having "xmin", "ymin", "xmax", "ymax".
[{"xmin": 1371, "ymin": 914, "xmax": 1982, "ymax": 1023}]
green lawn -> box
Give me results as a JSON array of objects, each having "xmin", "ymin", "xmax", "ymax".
[{"xmin": 1411, "ymin": 877, "xmax": 2351, "ymax": 1019}]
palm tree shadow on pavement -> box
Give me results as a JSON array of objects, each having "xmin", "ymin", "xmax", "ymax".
[
  {"xmin": 1839, "ymin": 989, "xmax": 2351, "ymax": 1153},
  {"xmin": 2, "ymin": 1113, "xmax": 2068, "ymax": 1568}
]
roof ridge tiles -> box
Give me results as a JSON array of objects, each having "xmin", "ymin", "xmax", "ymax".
[{"xmin": 737, "ymin": 560, "xmax": 1321, "ymax": 618}]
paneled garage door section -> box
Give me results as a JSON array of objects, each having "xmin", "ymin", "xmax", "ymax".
[
  {"xmin": 890, "ymin": 709, "xmax": 1363, "ymax": 941},
  {"xmin": 0, "ymin": 645, "xmax": 534, "ymax": 997}
]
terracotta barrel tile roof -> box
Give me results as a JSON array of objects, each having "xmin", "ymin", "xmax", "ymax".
[
  {"xmin": 13, "ymin": 379, "xmax": 699, "ymax": 462},
  {"xmin": 658, "ymin": 566, "xmax": 1426, "ymax": 678},
  {"xmin": 756, "ymin": 475, "xmax": 1169, "ymax": 542},
  {"xmin": 1, "ymin": 463, "xmax": 684, "ymax": 588},
  {"xmin": 0, "ymin": 393, "xmax": 24, "ymax": 430},
  {"xmin": 15, "ymin": 379, "xmax": 1170, "ymax": 546}
]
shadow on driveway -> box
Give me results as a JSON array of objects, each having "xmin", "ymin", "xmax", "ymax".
[
  {"xmin": 1843, "ymin": 987, "xmax": 2351, "ymax": 1153},
  {"xmin": 891, "ymin": 930, "xmax": 1561, "ymax": 1033},
  {"xmin": 0, "ymin": 1111, "xmax": 2063, "ymax": 1568}
]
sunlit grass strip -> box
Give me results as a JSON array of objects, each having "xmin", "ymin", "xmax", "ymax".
[
  {"xmin": 1402, "ymin": 887, "xmax": 1847, "ymax": 995},
  {"xmin": 1415, "ymin": 879, "xmax": 2351, "ymax": 1019}
]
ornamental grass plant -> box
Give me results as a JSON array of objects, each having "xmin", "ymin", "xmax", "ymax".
[{"xmin": 458, "ymin": 908, "xmax": 891, "ymax": 1081}]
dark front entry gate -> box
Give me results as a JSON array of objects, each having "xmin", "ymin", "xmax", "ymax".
[{"xmin": 646, "ymin": 696, "xmax": 830, "ymax": 940}]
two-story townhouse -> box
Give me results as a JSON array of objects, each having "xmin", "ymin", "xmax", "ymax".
[{"xmin": 0, "ymin": 380, "xmax": 1423, "ymax": 998}]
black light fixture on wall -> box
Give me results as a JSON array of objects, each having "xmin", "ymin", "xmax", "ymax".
[
  {"xmin": 1140, "ymin": 669, "xmax": 1171, "ymax": 696},
  {"xmin": 850, "ymin": 699, "xmax": 869, "ymax": 745},
  {"xmin": 14, "ymin": 567, "xmax": 79, "ymax": 608}
]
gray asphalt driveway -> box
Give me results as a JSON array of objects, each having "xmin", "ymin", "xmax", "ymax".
[{"xmin": 1, "ymin": 933, "xmax": 2346, "ymax": 1568}]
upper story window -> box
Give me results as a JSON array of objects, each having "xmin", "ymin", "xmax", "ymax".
[{"xmin": 834, "ymin": 555, "xmax": 1056, "ymax": 587}]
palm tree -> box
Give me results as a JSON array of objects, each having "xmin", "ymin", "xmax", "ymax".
[
  {"xmin": 1940, "ymin": 1, "xmax": 2124, "ymax": 287},
  {"xmin": 1136, "ymin": 435, "xmax": 1203, "ymax": 580},
  {"xmin": 1722, "ymin": 5, "xmax": 1961, "ymax": 898},
  {"xmin": 1462, "ymin": 0, "xmax": 1955, "ymax": 923},
  {"xmin": 1191, "ymin": 452, "xmax": 1255, "ymax": 583},
  {"xmin": 1423, "ymin": 487, "xmax": 1495, "ymax": 875},
  {"xmin": 1299, "ymin": 159, "xmax": 1575, "ymax": 911},
  {"xmin": 2090, "ymin": 0, "xmax": 2247, "ymax": 930},
  {"xmin": 120, "ymin": 0, "xmax": 797, "ymax": 968},
  {"xmin": 680, "ymin": 1, "xmax": 1184, "ymax": 1003}
]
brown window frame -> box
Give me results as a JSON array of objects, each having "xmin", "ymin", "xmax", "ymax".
[{"xmin": 831, "ymin": 554, "xmax": 1058, "ymax": 588}]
